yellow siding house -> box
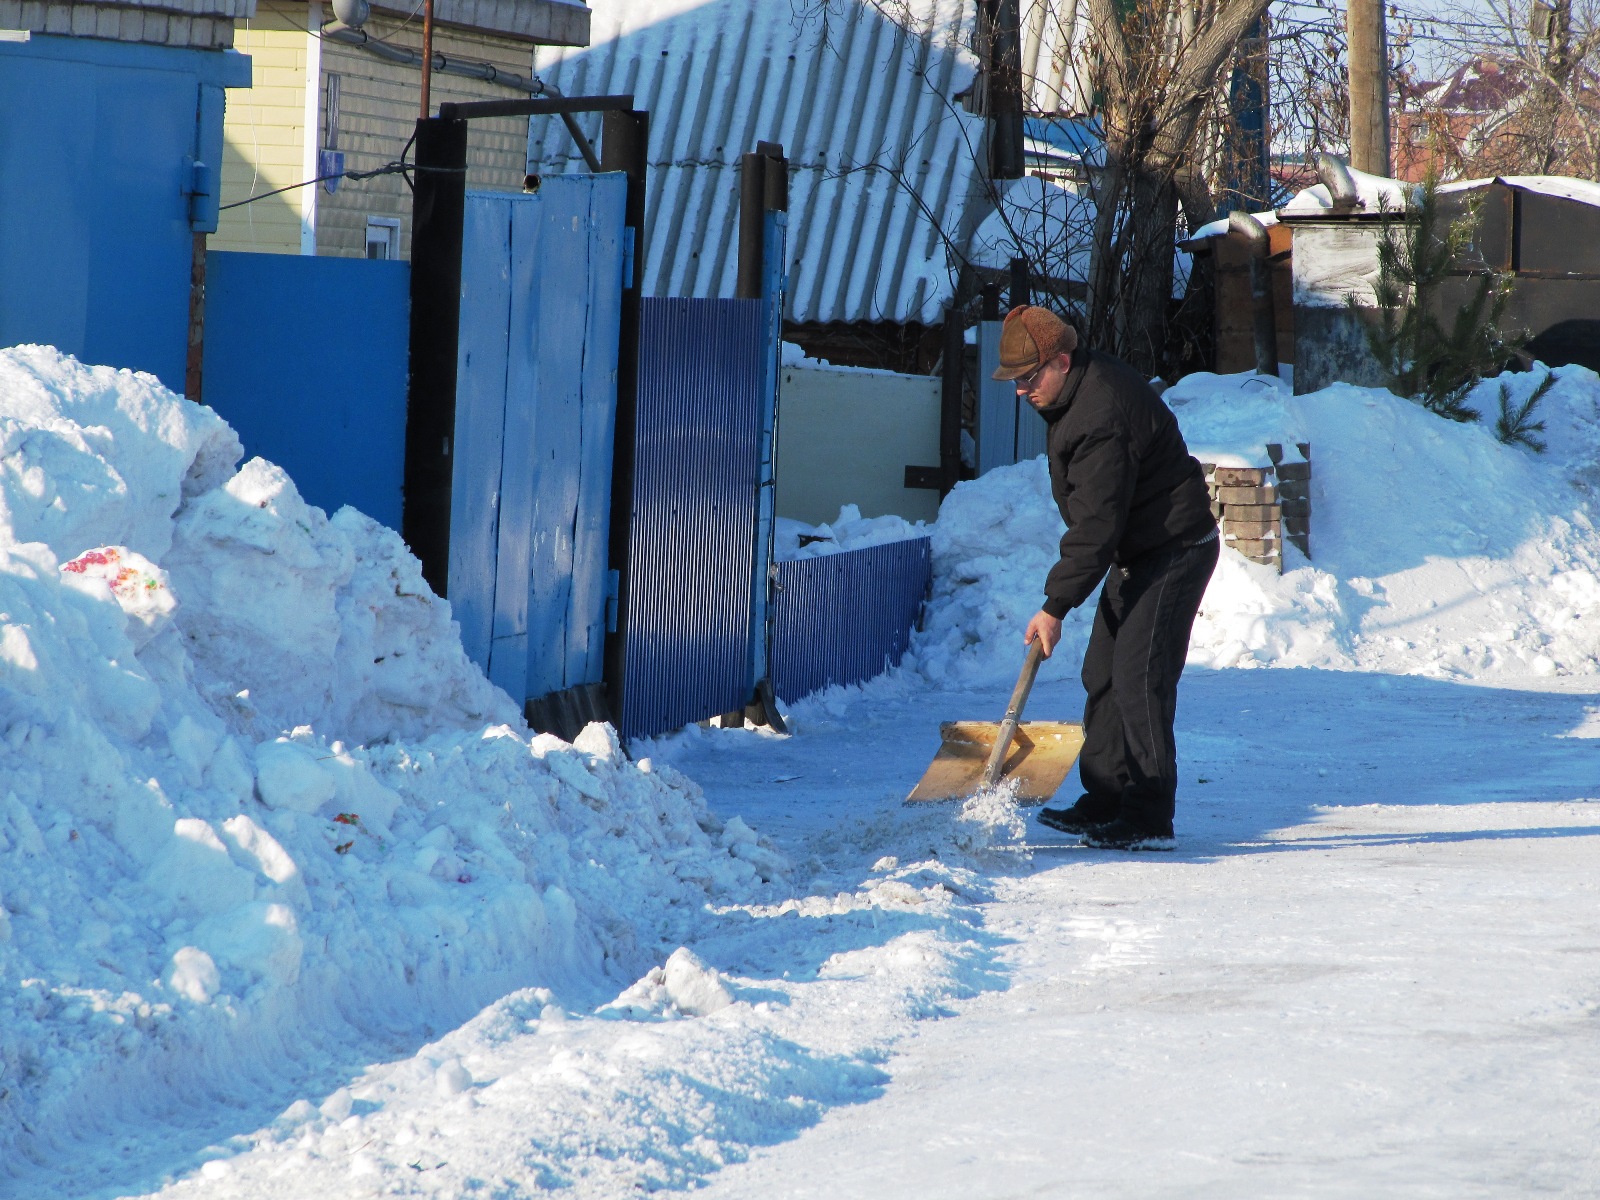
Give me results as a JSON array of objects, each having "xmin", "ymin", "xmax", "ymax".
[{"xmin": 215, "ymin": 0, "xmax": 589, "ymax": 258}]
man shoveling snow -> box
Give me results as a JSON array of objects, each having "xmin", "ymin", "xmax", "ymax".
[{"xmin": 994, "ymin": 306, "xmax": 1219, "ymax": 850}]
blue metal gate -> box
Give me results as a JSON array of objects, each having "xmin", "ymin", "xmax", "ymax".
[
  {"xmin": 770, "ymin": 539, "xmax": 932, "ymax": 704},
  {"xmin": 450, "ymin": 176, "xmax": 627, "ymax": 703},
  {"xmin": 202, "ymin": 252, "xmax": 410, "ymax": 528},
  {"xmin": 619, "ymin": 297, "xmax": 769, "ymax": 740}
]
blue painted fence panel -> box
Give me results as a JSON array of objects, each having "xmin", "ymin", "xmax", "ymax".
[
  {"xmin": 770, "ymin": 538, "xmax": 932, "ymax": 704},
  {"xmin": 202, "ymin": 252, "xmax": 410, "ymax": 528},
  {"xmin": 621, "ymin": 298, "xmax": 767, "ymax": 741},
  {"xmin": 451, "ymin": 202, "xmax": 514, "ymax": 675},
  {"xmin": 451, "ymin": 175, "xmax": 626, "ymax": 702}
]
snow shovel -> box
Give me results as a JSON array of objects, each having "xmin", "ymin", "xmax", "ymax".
[{"xmin": 905, "ymin": 640, "xmax": 1085, "ymax": 805}]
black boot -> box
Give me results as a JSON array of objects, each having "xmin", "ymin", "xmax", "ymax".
[
  {"xmin": 1037, "ymin": 795, "xmax": 1119, "ymax": 835},
  {"xmin": 1081, "ymin": 816, "xmax": 1176, "ymax": 851}
]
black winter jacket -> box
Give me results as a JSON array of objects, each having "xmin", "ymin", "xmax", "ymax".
[{"xmin": 1036, "ymin": 349, "xmax": 1215, "ymax": 618}]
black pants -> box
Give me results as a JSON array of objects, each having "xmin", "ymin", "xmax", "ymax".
[{"xmin": 1077, "ymin": 535, "xmax": 1219, "ymax": 830}]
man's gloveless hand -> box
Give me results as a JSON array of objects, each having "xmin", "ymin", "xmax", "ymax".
[{"xmin": 1024, "ymin": 610, "xmax": 1063, "ymax": 657}]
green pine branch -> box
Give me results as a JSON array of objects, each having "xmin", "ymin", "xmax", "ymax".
[
  {"xmin": 1494, "ymin": 371, "xmax": 1554, "ymax": 452},
  {"xmin": 1354, "ymin": 178, "xmax": 1524, "ymax": 424}
]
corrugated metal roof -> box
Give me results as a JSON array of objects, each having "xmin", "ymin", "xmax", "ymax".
[
  {"xmin": 1021, "ymin": 0, "xmax": 1092, "ymax": 116},
  {"xmin": 528, "ymin": 0, "xmax": 995, "ymax": 325}
]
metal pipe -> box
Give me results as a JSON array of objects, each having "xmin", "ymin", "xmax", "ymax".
[
  {"xmin": 736, "ymin": 152, "xmax": 765, "ymax": 300},
  {"xmin": 403, "ymin": 116, "xmax": 469, "ymax": 595},
  {"xmin": 1228, "ymin": 210, "xmax": 1280, "ymax": 378},
  {"xmin": 420, "ymin": 0, "xmax": 434, "ymax": 117},
  {"xmin": 599, "ymin": 108, "xmax": 649, "ymax": 728},
  {"xmin": 1313, "ymin": 151, "xmax": 1360, "ymax": 213},
  {"xmin": 939, "ymin": 310, "xmax": 964, "ymax": 495},
  {"xmin": 321, "ymin": 23, "xmax": 602, "ymax": 171}
]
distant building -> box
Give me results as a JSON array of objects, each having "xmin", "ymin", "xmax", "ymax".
[
  {"xmin": 1394, "ymin": 57, "xmax": 1526, "ymax": 182},
  {"xmin": 215, "ymin": 0, "xmax": 589, "ymax": 260}
]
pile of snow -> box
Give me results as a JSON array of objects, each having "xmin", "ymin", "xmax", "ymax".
[
  {"xmin": 0, "ymin": 347, "xmax": 785, "ymax": 1175},
  {"xmin": 1172, "ymin": 374, "xmax": 1308, "ymax": 468},
  {"xmin": 907, "ymin": 365, "xmax": 1600, "ymax": 685},
  {"xmin": 775, "ymin": 504, "xmax": 928, "ymax": 561}
]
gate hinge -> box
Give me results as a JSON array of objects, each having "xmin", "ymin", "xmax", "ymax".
[{"xmin": 605, "ymin": 568, "xmax": 621, "ymax": 633}]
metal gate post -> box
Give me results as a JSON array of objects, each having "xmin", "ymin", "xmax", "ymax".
[
  {"xmin": 403, "ymin": 115, "xmax": 468, "ymax": 597},
  {"xmin": 600, "ymin": 107, "xmax": 649, "ymax": 730},
  {"xmin": 735, "ymin": 142, "xmax": 788, "ymax": 731}
]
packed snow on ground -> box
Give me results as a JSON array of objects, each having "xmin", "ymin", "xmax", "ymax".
[{"xmin": 5, "ymin": 346, "xmax": 1600, "ymax": 1198}]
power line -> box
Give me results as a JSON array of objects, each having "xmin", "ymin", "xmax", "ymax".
[{"xmin": 218, "ymin": 159, "xmax": 410, "ymax": 211}]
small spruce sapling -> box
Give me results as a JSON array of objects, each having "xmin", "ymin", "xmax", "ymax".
[
  {"xmin": 1356, "ymin": 178, "xmax": 1521, "ymax": 422},
  {"xmin": 1494, "ymin": 370, "xmax": 1554, "ymax": 452}
]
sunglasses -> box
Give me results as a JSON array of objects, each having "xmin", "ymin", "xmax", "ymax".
[{"xmin": 1014, "ymin": 361, "xmax": 1050, "ymax": 390}]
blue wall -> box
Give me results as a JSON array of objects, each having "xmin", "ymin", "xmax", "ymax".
[
  {"xmin": 0, "ymin": 34, "xmax": 248, "ymax": 392},
  {"xmin": 202, "ymin": 252, "xmax": 410, "ymax": 529}
]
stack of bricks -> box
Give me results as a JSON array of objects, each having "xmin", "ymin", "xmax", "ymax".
[
  {"xmin": 1197, "ymin": 443, "xmax": 1311, "ymax": 571},
  {"xmin": 1269, "ymin": 443, "xmax": 1312, "ymax": 559}
]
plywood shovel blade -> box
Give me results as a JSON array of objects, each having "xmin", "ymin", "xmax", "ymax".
[{"xmin": 905, "ymin": 721, "xmax": 1085, "ymax": 805}]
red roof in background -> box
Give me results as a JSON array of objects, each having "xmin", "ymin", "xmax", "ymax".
[{"xmin": 1405, "ymin": 57, "xmax": 1527, "ymax": 114}]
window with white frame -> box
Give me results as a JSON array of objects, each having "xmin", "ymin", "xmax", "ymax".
[{"xmin": 365, "ymin": 217, "xmax": 401, "ymax": 261}]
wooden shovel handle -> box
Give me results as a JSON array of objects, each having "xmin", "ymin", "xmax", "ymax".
[{"xmin": 980, "ymin": 639, "xmax": 1046, "ymax": 788}]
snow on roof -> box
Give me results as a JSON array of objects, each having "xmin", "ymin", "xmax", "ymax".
[
  {"xmin": 528, "ymin": 0, "xmax": 992, "ymax": 326},
  {"xmin": 1439, "ymin": 174, "xmax": 1600, "ymax": 209},
  {"xmin": 1278, "ymin": 165, "xmax": 1412, "ymax": 217},
  {"xmin": 1185, "ymin": 208, "xmax": 1278, "ymax": 242},
  {"xmin": 967, "ymin": 175, "xmax": 1094, "ymax": 277}
]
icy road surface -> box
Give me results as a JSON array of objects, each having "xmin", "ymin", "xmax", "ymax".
[{"xmin": 124, "ymin": 665, "xmax": 1600, "ymax": 1200}]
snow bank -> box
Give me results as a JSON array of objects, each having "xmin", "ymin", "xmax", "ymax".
[
  {"xmin": 775, "ymin": 504, "xmax": 928, "ymax": 561},
  {"xmin": 906, "ymin": 366, "xmax": 1600, "ymax": 685},
  {"xmin": 0, "ymin": 347, "xmax": 785, "ymax": 1178}
]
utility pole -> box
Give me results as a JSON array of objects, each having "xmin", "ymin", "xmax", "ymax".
[{"xmin": 1347, "ymin": 0, "xmax": 1390, "ymax": 175}]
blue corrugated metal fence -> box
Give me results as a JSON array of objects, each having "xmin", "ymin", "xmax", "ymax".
[
  {"xmin": 770, "ymin": 538, "xmax": 932, "ymax": 704},
  {"xmin": 620, "ymin": 297, "xmax": 768, "ymax": 740}
]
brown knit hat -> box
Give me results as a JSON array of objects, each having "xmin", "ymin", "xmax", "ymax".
[{"xmin": 992, "ymin": 305, "xmax": 1078, "ymax": 381}]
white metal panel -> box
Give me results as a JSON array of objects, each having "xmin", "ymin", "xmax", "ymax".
[
  {"xmin": 1021, "ymin": 0, "xmax": 1092, "ymax": 116},
  {"xmin": 1290, "ymin": 223, "xmax": 1384, "ymax": 308},
  {"xmin": 775, "ymin": 363, "xmax": 941, "ymax": 525}
]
